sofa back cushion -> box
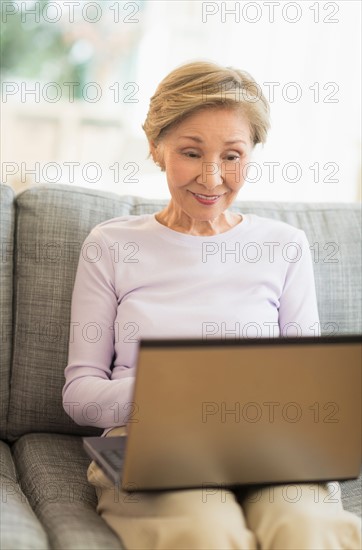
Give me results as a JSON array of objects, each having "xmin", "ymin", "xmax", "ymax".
[
  {"xmin": 0, "ymin": 184, "xmax": 15, "ymax": 438},
  {"xmin": 6, "ymin": 184, "xmax": 361, "ymax": 439},
  {"xmin": 7, "ymin": 185, "xmax": 166, "ymax": 440}
]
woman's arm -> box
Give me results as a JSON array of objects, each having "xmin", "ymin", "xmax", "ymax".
[
  {"xmin": 62, "ymin": 227, "xmax": 134, "ymax": 428},
  {"xmin": 278, "ymin": 229, "xmax": 321, "ymax": 337}
]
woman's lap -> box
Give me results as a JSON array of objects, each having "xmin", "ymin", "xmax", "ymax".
[{"xmin": 87, "ymin": 428, "xmax": 362, "ymax": 550}]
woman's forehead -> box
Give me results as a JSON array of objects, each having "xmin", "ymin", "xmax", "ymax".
[{"xmin": 165, "ymin": 110, "xmax": 252, "ymax": 143}]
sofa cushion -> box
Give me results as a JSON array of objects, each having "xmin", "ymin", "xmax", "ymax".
[
  {"xmin": 0, "ymin": 440, "xmax": 49, "ymax": 549},
  {"xmin": 7, "ymin": 184, "xmax": 361, "ymax": 439},
  {"xmin": 0, "ymin": 184, "xmax": 15, "ymax": 438},
  {"xmin": 340, "ymin": 470, "xmax": 362, "ymax": 519},
  {"xmin": 12, "ymin": 433, "xmax": 124, "ymax": 549}
]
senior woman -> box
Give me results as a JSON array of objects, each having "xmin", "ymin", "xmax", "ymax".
[{"xmin": 62, "ymin": 61, "xmax": 361, "ymax": 550}]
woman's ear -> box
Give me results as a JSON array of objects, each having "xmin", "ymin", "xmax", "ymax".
[
  {"xmin": 149, "ymin": 140, "xmax": 157, "ymax": 162},
  {"xmin": 149, "ymin": 140, "xmax": 165, "ymax": 171}
]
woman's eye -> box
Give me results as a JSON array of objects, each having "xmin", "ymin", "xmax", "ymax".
[
  {"xmin": 183, "ymin": 152, "xmax": 199, "ymax": 158},
  {"xmin": 182, "ymin": 152, "xmax": 241, "ymax": 161}
]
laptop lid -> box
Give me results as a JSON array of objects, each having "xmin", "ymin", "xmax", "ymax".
[{"xmin": 121, "ymin": 335, "xmax": 361, "ymax": 491}]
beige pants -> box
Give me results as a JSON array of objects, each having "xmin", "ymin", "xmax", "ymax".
[{"xmin": 87, "ymin": 427, "xmax": 362, "ymax": 550}]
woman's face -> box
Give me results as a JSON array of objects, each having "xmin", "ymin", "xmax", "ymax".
[{"xmin": 151, "ymin": 107, "xmax": 253, "ymax": 225}]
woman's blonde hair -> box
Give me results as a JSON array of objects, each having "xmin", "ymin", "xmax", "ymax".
[{"xmin": 142, "ymin": 60, "xmax": 270, "ymax": 169}]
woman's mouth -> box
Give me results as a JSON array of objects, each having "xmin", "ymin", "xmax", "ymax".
[{"xmin": 191, "ymin": 192, "xmax": 224, "ymax": 205}]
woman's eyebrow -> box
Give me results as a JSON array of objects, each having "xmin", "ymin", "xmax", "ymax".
[{"xmin": 178, "ymin": 135, "xmax": 247, "ymax": 145}]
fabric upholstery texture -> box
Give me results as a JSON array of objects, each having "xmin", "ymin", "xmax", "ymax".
[
  {"xmin": 0, "ymin": 185, "xmax": 15, "ymax": 438},
  {"xmin": 0, "ymin": 440, "xmax": 49, "ymax": 550},
  {"xmin": 12, "ymin": 433, "xmax": 124, "ymax": 550},
  {"xmin": 340, "ymin": 468, "xmax": 362, "ymax": 519}
]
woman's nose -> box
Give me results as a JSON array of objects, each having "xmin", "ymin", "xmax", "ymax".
[{"xmin": 196, "ymin": 161, "xmax": 224, "ymax": 188}]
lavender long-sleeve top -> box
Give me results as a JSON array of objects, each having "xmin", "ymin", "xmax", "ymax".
[{"xmin": 62, "ymin": 212, "xmax": 320, "ymax": 433}]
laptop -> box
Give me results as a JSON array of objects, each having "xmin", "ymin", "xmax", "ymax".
[{"xmin": 83, "ymin": 334, "xmax": 361, "ymax": 491}]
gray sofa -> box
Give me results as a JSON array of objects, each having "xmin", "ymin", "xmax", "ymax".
[{"xmin": 0, "ymin": 182, "xmax": 361, "ymax": 549}]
